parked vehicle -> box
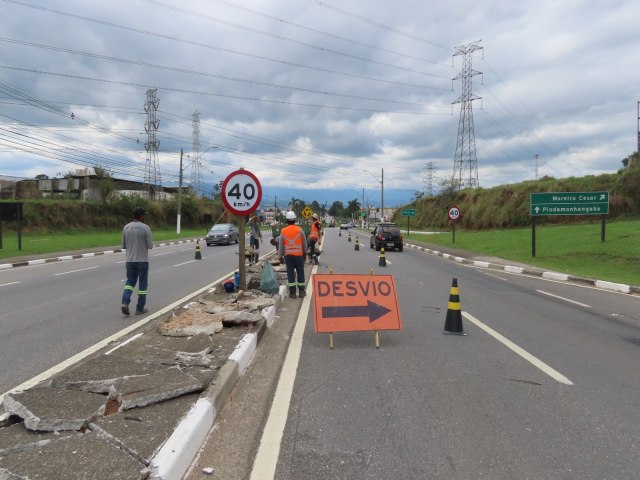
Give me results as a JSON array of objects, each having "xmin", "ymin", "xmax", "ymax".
[
  {"xmin": 339, "ymin": 223, "xmax": 350, "ymax": 230},
  {"xmin": 206, "ymin": 223, "xmax": 239, "ymax": 246},
  {"xmin": 370, "ymin": 223, "xmax": 403, "ymax": 251}
]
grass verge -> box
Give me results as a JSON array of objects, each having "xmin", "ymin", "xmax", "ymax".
[
  {"xmin": 404, "ymin": 220, "xmax": 640, "ymax": 287},
  {"xmin": 0, "ymin": 228, "xmax": 208, "ymax": 261}
]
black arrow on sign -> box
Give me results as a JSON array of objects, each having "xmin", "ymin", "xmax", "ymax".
[{"xmin": 322, "ymin": 300, "xmax": 391, "ymax": 322}]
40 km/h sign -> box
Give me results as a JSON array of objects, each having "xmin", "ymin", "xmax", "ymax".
[
  {"xmin": 221, "ymin": 169, "xmax": 262, "ymax": 216},
  {"xmin": 312, "ymin": 274, "xmax": 402, "ymax": 333},
  {"xmin": 448, "ymin": 205, "xmax": 461, "ymax": 221}
]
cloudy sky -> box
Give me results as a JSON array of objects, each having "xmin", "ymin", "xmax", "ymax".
[{"xmin": 1, "ymin": 0, "xmax": 638, "ymax": 207}]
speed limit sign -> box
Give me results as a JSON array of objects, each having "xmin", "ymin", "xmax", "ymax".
[
  {"xmin": 448, "ymin": 205, "xmax": 461, "ymax": 221},
  {"xmin": 221, "ymin": 169, "xmax": 262, "ymax": 216}
]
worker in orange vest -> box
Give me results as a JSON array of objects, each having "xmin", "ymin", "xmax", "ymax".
[
  {"xmin": 307, "ymin": 212, "xmax": 322, "ymax": 265},
  {"xmin": 278, "ymin": 211, "xmax": 308, "ymax": 298}
]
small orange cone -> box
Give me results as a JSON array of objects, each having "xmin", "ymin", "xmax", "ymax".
[
  {"xmin": 195, "ymin": 240, "xmax": 202, "ymax": 260},
  {"xmin": 443, "ymin": 278, "xmax": 465, "ymax": 335},
  {"xmin": 378, "ymin": 247, "xmax": 386, "ymax": 267}
]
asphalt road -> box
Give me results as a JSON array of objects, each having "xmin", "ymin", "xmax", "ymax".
[
  {"xmin": 187, "ymin": 227, "xmax": 640, "ymax": 480},
  {"xmin": 0, "ymin": 234, "xmax": 272, "ymax": 398}
]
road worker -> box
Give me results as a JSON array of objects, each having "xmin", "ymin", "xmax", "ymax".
[
  {"xmin": 307, "ymin": 212, "xmax": 322, "ymax": 265},
  {"xmin": 277, "ymin": 211, "xmax": 307, "ymax": 298}
]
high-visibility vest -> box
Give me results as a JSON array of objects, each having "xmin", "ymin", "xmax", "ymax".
[
  {"xmin": 309, "ymin": 220, "xmax": 321, "ymax": 241},
  {"xmin": 281, "ymin": 225, "xmax": 304, "ymax": 256}
]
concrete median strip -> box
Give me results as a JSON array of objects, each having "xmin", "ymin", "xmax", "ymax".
[{"xmin": 0, "ymin": 255, "xmax": 290, "ymax": 480}]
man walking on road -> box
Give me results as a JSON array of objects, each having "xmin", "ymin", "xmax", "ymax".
[
  {"xmin": 307, "ymin": 212, "xmax": 322, "ymax": 265},
  {"xmin": 278, "ymin": 211, "xmax": 307, "ymax": 298},
  {"xmin": 121, "ymin": 207, "xmax": 153, "ymax": 316}
]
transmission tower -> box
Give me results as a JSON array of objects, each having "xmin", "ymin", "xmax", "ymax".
[
  {"xmin": 190, "ymin": 110, "xmax": 204, "ymax": 194},
  {"xmin": 452, "ymin": 40, "xmax": 483, "ymax": 190},
  {"xmin": 423, "ymin": 161, "xmax": 436, "ymax": 196},
  {"xmin": 143, "ymin": 88, "xmax": 162, "ymax": 199}
]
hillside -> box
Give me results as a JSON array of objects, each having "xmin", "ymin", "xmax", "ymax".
[{"xmin": 394, "ymin": 167, "xmax": 640, "ymax": 230}]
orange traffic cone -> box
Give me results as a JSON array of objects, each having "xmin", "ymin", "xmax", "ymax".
[
  {"xmin": 443, "ymin": 278, "xmax": 465, "ymax": 335},
  {"xmin": 195, "ymin": 240, "xmax": 202, "ymax": 260},
  {"xmin": 378, "ymin": 247, "xmax": 386, "ymax": 267}
]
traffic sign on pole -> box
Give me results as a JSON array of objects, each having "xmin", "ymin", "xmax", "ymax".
[
  {"xmin": 448, "ymin": 205, "xmax": 461, "ymax": 221},
  {"xmin": 401, "ymin": 209, "xmax": 416, "ymax": 217},
  {"xmin": 530, "ymin": 191, "xmax": 609, "ymax": 216},
  {"xmin": 221, "ymin": 169, "xmax": 262, "ymax": 216}
]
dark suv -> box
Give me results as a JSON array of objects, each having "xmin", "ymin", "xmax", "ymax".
[{"xmin": 370, "ymin": 223, "xmax": 403, "ymax": 252}]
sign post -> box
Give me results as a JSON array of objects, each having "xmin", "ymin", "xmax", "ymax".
[
  {"xmin": 447, "ymin": 205, "xmax": 461, "ymax": 244},
  {"xmin": 221, "ymin": 169, "xmax": 262, "ymax": 289},
  {"xmin": 401, "ymin": 208, "xmax": 416, "ymax": 235},
  {"xmin": 530, "ymin": 191, "xmax": 609, "ymax": 257}
]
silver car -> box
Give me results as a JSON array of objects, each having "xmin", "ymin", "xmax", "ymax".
[{"xmin": 206, "ymin": 223, "xmax": 239, "ymax": 246}]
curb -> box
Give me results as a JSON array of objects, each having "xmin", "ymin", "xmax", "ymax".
[
  {"xmin": 0, "ymin": 238, "xmax": 204, "ymax": 270},
  {"xmin": 404, "ymin": 242, "xmax": 640, "ymax": 295},
  {"xmin": 149, "ymin": 283, "xmax": 288, "ymax": 480}
]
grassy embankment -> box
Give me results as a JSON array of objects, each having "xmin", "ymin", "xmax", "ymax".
[{"xmin": 404, "ymin": 220, "xmax": 640, "ymax": 286}]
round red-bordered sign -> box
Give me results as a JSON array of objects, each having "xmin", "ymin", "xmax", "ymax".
[
  {"xmin": 448, "ymin": 205, "xmax": 461, "ymax": 221},
  {"xmin": 221, "ymin": 169, "xmax": 262, "ymax": 216}
]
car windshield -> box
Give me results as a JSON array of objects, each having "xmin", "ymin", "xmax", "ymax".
[{"xmin": 210, "ymin": 224, "xmax": 230, "ymax": 232}]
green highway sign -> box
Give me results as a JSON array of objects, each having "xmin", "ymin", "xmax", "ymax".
[
  {"xmin": 530, "ymin": 191, "xmax": 609, "ymax": 216},
  {"xmin": 401, "ymin": 209, "xmax": 416, "ymax": 217}
]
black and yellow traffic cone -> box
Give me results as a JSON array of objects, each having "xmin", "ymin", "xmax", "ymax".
[
  {"xmin": 348, "ymin": 232, "xmax": 352, "ymax": 242},
  {"xmin": 195, "ymin": 240, "xmax": 202, "ymax": 260},
  {"xmin": 378, "ymin": 247, "xmax": 386, "ymax": 267},
  {"xmin": 354, "ymin": 236, "xmax": 360, "ymax": 251},
  {"xmin": 443, "ymin": 278, "xmax": 465, "ymax": 335},
  {"xmin": 339, "ymin": 229, "xmax": 342, "ymax": 237}
]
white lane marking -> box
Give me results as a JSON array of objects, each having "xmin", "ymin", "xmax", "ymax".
[
  {"xmin": 153, "ymin": 251, "xmax": 175, "ymax": 257},
  {"xmin": 250, "ymin": 265, "xmax": 316, "ymax": 480},
  {"xmin": 174, "ymin": 260, "xmax": 196, "ymax": 267},
  {"xmin": 0, "ymin": 270, "xmax": 232, "ymax": 406},
  {"xmin": 462, "ymin": 311, "xmax": 574, "ymax": 386},
  {"xmin": 104, "ymin": 333, "xmax": 144, "ymax": 355},
  {"xmin": 53, "ymin": 266, "xmax": 99, "ymax": 276},
  {"xmin": 0, "ymin": 281, "xmax": 20, "ymax": 287},
  {"xmin": 536, "ymin": 290, "xmax": 591, "ymax": 308},
  {"xmin": 480, "ymin": 271, "xmax": 509, "ymax": 281}
]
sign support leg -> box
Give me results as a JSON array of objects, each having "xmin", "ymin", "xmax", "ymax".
[
  {"xmin": 374, "ymin": 331, "xmax": 380, "ymax": 349},
  {"xmin": 601, "ymin": 215, "xmax": 606, "ymax": 242},
  {"xmin": 531, "ymin": 217, "xmax": 536, "ymax": 257},
  {"xmin": 237, "ymin": 215, "xmax": 247, "ymax": 290},
  {"xmin": 329, "ymin": 333, "xmax": 334, "ymax": 350}
]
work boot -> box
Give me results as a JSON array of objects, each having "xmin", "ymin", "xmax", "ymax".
[
  {"xmin": 121, "ymin": 303, "xmax": 130, "ymax": 316},
  {"xmin": 289, "ymin": 289, "xmax": 297, "ymax": 298},
  {"xmin": 135, "ymin": 308, "xmax": 148, "ymax": 315},
  {"xmin": 299, "ymin": 289, "xmax": 306, "ymax": 298}
]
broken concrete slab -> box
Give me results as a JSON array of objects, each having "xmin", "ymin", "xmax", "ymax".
[
  {"xmin": 2, "ymin": 388, "xmax": 106, "ymax": 432},
  {"xmin": 109, "ymin": 367, "xmax": 206, "ymax": 412},
  {"xmin": 158, "ymin": 310, "xmax": 223, "ymax": 337},
  {"xmin": 0, "ymin": 431, "xmax": 149, "ymax": 480},
  {"xmin": 0, "ymin": 422, "xmax": 77, "ymax": 457},
  {"xmin": 89, "ymin": 394, "xmax": 198, "ymax": 466},
  {"xmin": 51, "ymin": 355, "xmax": 166, "ymax": 393},
  {"xmin": 220, "ymin": 310, "xmax": 263, "ymax": 326}
]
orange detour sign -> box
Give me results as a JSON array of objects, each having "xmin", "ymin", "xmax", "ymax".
[{"xmin": 312, "ymin": 274, "xmax": 402, "ymax": 333}]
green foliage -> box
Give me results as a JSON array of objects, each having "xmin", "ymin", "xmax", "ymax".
[{"xmin": 394, "ymin": 169, "xmax": 640, "ymax": 230}]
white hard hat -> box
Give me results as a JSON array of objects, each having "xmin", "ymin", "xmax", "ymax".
[
  {"xmin": 311, "ymin": 213, "xmax": 319, "ymax": 219},
  {"xmin": 285, "ymin": 211, "xmax": 296, "ymax": 220}
]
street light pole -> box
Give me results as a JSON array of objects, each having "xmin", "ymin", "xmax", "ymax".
[
  {"xmin": 177, "ymin": 148, "xmax": 183, "ymax": 234},
  {"xmin": 381, "ymin": 167, "xmax": 384, "ymax": 222}
]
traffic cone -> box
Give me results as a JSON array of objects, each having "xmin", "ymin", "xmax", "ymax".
[
  {"xmin": 195, "ymin": 240, "xmax": 202, "ymax": 260},
  {"xmin": 354, "ymin": 236, "xmax": 360, "ymax": 251},
  {"xmin": 348, "ymin": 232, "xmax": 352, "ymax": 242},
  {"xmin": 378, "ymin": 247, "xmax": 386, "ymax": 267},
  {"xmin": 339, "ymin": 229, "xmax": 342, "ymax": 237},
  {"xmin": 443, "ymin": 278, "xmax": 466, "ymax": 335}
]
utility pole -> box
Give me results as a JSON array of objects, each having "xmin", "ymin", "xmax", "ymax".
[
  {"xmin": 191, "ymin": 110, "xmax": 204, "ymax": 195},
  {"xmin": 637, "ymin": 101, "xmax": 639, "ymax": 153},
  {"xmin": 452, "ymin": 40, "xmax": 483, "ymax": 190},
  {"xmin": 381, "ymin": 168, "xmax": 384, "ymax": 222},
  {"xmin": 144, "ymin": 88, "xmax": 161, "ymax": 199},
  {"xmin": 177, "ymin": 148, "xmax": 183, "ymax": 234},
  {"xmin": 534, "ymin": 154, "xmax": 539, "ymax": 180}
]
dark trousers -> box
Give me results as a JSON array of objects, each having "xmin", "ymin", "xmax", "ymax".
[
  {"xmin": 307, "ymin": 238, "xmax": 318, "ymax": 264},
  {"xmin": 250, "ymin": 236, "xmax": 260, "ymax": 249},
  {"xmin": 284, "ymin": 255, "xmax": 305, "ymax": 294},
  {"xmin": 122, "ymin": 262, "xmax": 149, "ymax": 311}
]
